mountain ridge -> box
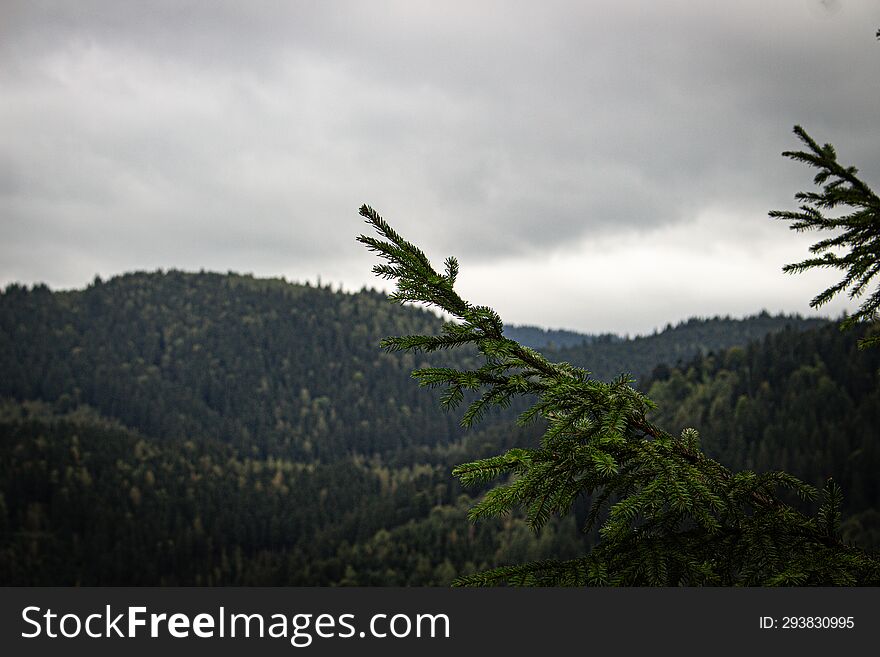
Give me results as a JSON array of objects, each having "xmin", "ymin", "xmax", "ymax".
[
  {"xmin": 1, "ymin": 270, "xmax": 827, "ymax": 458},
  {"xmin": 0, "ymin": 269, "xmax": 874, "ymax": 585}
]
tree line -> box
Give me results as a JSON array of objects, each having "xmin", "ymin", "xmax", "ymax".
[{"xmin": 0, "ymin": 269, "xmax": 844, "ymax": 585}]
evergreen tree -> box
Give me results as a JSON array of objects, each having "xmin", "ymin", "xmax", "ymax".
[
  {"xmin": 358, "ymin": 204, "xmax": 880, "ymax": 585},
  {"xmin": 770, "ymin": 125, "xmax": 880, "ymax": 348}
]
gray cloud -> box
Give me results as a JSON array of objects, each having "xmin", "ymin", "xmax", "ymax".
[{"xmin": 1, "ymin": 0, "xmax": 878, "ymax": 329}]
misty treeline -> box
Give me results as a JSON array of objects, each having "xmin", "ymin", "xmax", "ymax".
[{"xmin": 0, "ymin": 272, "xmax": 876, "ymax": 584}]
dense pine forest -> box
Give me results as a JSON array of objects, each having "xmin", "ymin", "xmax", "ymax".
[
  {"xmin": 1, "ymin": 270, "xmax": 874, "ymax": 585},
  {"xmin": 644, "ymin": 324, "xmax": 880, "ymax": 550}
]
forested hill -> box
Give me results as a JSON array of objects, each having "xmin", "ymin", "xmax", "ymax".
[
  {"xmin": 0, "ymin": 270, "xmax": 871, "ymax": 584},
  {"xmin": 0, "ymin": 271, "xmax": 468, "ymax": 460},
  {"xmin": 501, "ymin": 324, "xmax": 617, "ymax": 349},
  {"xmin": 1, "ymin": 271, "xmax": 825, "ymax": 461},
  {"xmin": 644, "ymin": 321, "xmax": 880, "ymax": 548},
  {"xmin": 552, "ymin": 312, "xmax": 827, "ymax": 382}
]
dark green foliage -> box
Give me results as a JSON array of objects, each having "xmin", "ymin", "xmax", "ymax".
[
  {"xmin": 645, "ymin": 321, "xmax": 880, "ymax": 540},
  {"xmin": 0, "ymin": 400, "xmax": 582, "ymax": 585},
  {"xmin": 0, "ymin": 269, "xmax": 817, "ymax": 459},
  {"xmin": 0, "ymin": 271, "xmax": 467, "ymax": 459},
  {"xmin": 771, "ymin": 126, "xmax": 880, "ymax": 348},
  {"xmin": 0, "ymin": 273, "xmax": 591, "ymax": 585},
  {"xmin": 359, "ymin": 204, "xmax": 880, "ymax": 586},
  {"xmin": 554, "ymin": 312, "xmax": 825, "ymax": 382},
  {"xmin": 0, "ymin": 266, "xmax": 812, "ymax": 586},
  {"xmin": 1, "ymin": 242, "xmax": 876, "ymax": 585}
]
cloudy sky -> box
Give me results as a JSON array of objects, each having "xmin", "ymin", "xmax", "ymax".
[{"xmin": 2, "ymin": 0, "xmax": 878, "ymax": 335}]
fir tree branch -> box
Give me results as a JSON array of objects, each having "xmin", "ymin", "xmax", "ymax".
[
  {"xmin": 360, "ymin": 204, "xmax": 880, "ymax": 585},
  {"xmin": 771, "ymin": 126, "xmax": 880, "ymax": 348}
]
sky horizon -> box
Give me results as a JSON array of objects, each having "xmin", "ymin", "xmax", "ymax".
[
  {"xmin": 2, "ymin": 1, "xmax": 879, "ymax": 335},
  {"xmin": 1, "ymin": 263, "xmax": 848, "ymax": 340}
]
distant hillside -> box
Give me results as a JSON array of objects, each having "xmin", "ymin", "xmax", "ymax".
[
  {"xmin": 0, "ymin": 271, "xmax": 468, "ymax": 460},
  {"xmin": 1, "ymin": 270, "xmax": 855, "ymax": 584},
  {"xmin": 0, "ymin": 273, "xmax": 820, "ymax": 460},
  {"xmin": 643, "ymin": 321, "xmax": 880, "ymax": 549},
  {"xmin": 550, "ymin": 312, "xmax": 829, "ymax": 383},
  {"xmin": 502, "ymin": 324, "xmax": 616, "ymax": 349},
  {"xmin": 0, "ymin": 398, "xmax": 580, "ymax": 585}
]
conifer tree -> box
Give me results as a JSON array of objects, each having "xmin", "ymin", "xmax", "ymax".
[
  {"xmin": 358, "ymin": 204, "xmax": 880, "ymax": 585},
  {"xmin": 771, "ymin": 125, "xmax": 880, "ymax": 348}
]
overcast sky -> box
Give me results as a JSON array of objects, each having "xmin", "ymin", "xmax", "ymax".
[{"xmin": 2, "ymin": 0, "xmax": 878, "ymax": 335}]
